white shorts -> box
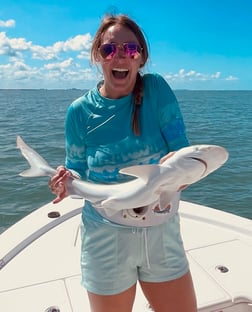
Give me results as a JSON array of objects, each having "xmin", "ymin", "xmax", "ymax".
[{"xmin": 80, "ymin": 213, "xmax": 189, "ymax": 295}]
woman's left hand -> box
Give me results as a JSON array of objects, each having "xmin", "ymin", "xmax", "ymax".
[{"xmin": 159, "ymin": 151, "xmax": 176, "ymax": 164}]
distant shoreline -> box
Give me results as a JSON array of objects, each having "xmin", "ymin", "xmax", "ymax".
[{"xmin": 1, "ymin": 88, "xmax": 252, "ymax": 92}]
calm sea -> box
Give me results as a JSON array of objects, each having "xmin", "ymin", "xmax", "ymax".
[{"xmin": 0, "ymin": 89, "xmax": 251, "ymax": 233}]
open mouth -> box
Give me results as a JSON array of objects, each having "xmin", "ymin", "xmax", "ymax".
[{"xmin": 112, "ymin": 68, "xmax": 129, "ymax": 79}]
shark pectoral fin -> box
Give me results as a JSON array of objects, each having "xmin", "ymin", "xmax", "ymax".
[
  {"xmin": 99, "ymin": 198, "xmax": 122, "ymax": 216},
  {"xmin": 120, "ymin": 164, "xmax": 161, "ymax": 183},
  {"xmin": 101, "ymin": 204, "xmax": 120, "ymax": 217},
  {"xmin": 100, "ymin": 197, "xmax": 111, "ymax": 206},
  {"xmin": 159, "ymin": 190, "xmax": 176, "ymax": 210}
]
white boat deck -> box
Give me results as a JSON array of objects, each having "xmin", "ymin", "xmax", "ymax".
[{"xmin": 0, "ymin": 197, "xmax": 252, "ymax": 311}]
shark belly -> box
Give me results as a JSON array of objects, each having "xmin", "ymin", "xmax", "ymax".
[{"xmin": 95, "ymin": 192, "xmax": 181, "ymax": 227}]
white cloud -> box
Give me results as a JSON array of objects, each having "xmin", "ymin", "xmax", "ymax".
[
  {"xmin": 0, "ymin": 32, "xmax": 32, "ymax": 56},
  {"xmin": 0, "ymin": 31, "xmax": 92, "ymax": 61},
  {"xmin": 53, "ymin": 34, "xmax": 92, "ymax": 52},
  {"xmin": 0, "ymin": 52, "xmax": 96, "ymax": 88},
  {"xmin": 0, "ymin": 60, "xmax": 39, "ymax": 81},
  {"xmin": 211, "ymin": 71, "xmax": 221, "ymax": 79},
  {"xmin": 0, "ymin": 28, "xmax": 96, "ymax": 88},
  {"xmin": 0, "ymin": 23, "xmax": 240, "ymax": 89},
  {"xmin": 31, "ymin": 33, "xmax": 92, "ymax": 60},
  {"xmin": 77, "ymin": 50, "xmax": 90, "ymax": 60},
  {"xmin": 43, "ymin": 58, "xmax": 94, "ymax": 81},
  {"xmin": 31, "ymin": 45, "xmax": 59, "ymax": 60},
  {"xmin": 0, "ymin": 19, "xmax": 16, "ymax": 28},
  {"xmin": 165, "ymin": 69, "xmax": 238, "ymax": 82},
  {"xmin": 44, "ymin": 58, "xmax": 74, "ymax": 70},
  {"xmin": 225, "ymin": 75, "xmax": 238, "ymax": 81}
]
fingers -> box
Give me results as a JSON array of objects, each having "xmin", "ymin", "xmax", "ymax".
[
  {"xmin": 48, "ymin": 166, "xmax": 72, "ymax": 204},
  {"xmin": 178, "ymin": 184, "xmax": 189, "ymax": 191},
  {"xmin": 159, "ymin": 151, "xmax": 176, "ymax": 164},
  {"xmin": 52, "ymin": 185, "xmax": 66, "ymax": 204},
  {"xmin": 49, "ymin": 168, "xmax": 70, "ymax": 189}
]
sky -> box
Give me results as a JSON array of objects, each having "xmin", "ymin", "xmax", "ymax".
[{"xmin": 0, "ymin": 0, "xmax": 252, "ymax": 90}]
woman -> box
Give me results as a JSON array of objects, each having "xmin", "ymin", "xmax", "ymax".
[{"xmin": 50, "ymin": 14, "xmax": 197, "ymax": 312}]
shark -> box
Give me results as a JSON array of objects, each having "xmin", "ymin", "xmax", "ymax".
[{"xmin": 17, "ymin": 136, "xmax": 228, "ymax": 217}]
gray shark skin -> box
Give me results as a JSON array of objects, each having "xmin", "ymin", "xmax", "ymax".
[{"xmin": 17, "ymin": 136, "xmax": 228, "ymax": 215}]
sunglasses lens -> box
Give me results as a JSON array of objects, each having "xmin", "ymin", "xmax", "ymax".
[
  {"xmin": 100, "ymin": 44, "xmax": 116, "ymax": 59},
  {"xmin": 125, "ymin": 43, "xmax": 138, "ymax": 54},
  {"xmin": 124, "ymin": 43, "xmax": 141, "ymax": 59},
  {"xmin": 99, "ymin": 43, "xmax": 141, "ymax": 60}
]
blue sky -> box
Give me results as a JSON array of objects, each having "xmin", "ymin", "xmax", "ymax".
[{"xmin": 0, "ymin": 0, "xmax": 251, "ymax": 90}]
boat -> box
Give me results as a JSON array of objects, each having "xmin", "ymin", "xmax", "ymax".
[{"xmin": 0, "ymin": 197, "xmax": 252, "ymax": 311}]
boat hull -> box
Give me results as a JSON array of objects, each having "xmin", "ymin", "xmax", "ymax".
[{"xmin": 0, "ymin": 197, "xmax": 252, "ymax": 311}]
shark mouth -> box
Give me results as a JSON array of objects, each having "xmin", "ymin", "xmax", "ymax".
[{"xmin": 189, "ymin": 156, "xmax": 208, "ymax": 176}]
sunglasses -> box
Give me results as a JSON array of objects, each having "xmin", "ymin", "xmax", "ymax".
[{"xmin": 99, "ymin": 42, "xmax": 142, "ymax": 60}]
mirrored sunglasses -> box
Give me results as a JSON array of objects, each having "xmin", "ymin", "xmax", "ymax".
[{"xmin": 99, "ymin": 42, "xmax": 142, "ymax": 60}]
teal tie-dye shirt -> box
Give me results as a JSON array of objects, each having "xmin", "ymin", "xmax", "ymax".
[
  {"xmin": 65, "ymin": 73, "xmax": 189, "ymax": 183},
  {"xmin": 65, "ymin": 73, "xmax": 189, "ymax": 225}
]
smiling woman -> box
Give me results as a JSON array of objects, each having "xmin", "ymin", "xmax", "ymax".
[
  {"xmin": 90, "ymin": 15, "xmax": 149, "ymax": 136},
  {"xmin": 48, "ymin": 13, "xmax": 197, "ymax": 312}
]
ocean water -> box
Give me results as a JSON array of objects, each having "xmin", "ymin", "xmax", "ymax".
[{"xmin": 0, "ymin": 89, "xmax": 251, "ymax": 233}]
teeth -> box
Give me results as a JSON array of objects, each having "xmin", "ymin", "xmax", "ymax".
[{"xmin": 112, "ymin": 68, "xmax": 129, "ymax": 72}]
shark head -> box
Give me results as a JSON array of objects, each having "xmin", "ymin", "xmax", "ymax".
[{"xmin": 162, "ymin": 144, "xmax": 228, "ymax": 181}]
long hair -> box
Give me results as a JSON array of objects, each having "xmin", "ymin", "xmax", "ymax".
[{"xmin": 90, "ymin": 14, "xmax": 149, "ymax": 135}]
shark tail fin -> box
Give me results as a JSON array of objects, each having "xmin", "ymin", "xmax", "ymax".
[{"xmin": 17, "ymin": 136, "xmax": 57, "ymax": 177}]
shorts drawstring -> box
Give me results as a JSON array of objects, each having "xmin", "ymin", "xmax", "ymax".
[
  {"xmin": 132, "ymin": 227, "xmax": 151, "ymax": 269},
  {"xmin": 143, "ymin": 228, "xmax": 151, "ymax": 269}
]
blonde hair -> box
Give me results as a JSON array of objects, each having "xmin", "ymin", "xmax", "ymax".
[{"xmin": 91, "ymin": 14, "xmax": 149, "ymax": 136}]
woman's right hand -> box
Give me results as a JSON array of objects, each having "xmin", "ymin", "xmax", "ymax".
[{"xmin": 48, "ymin": 166, "xmax": 73, "ymax": 204}]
